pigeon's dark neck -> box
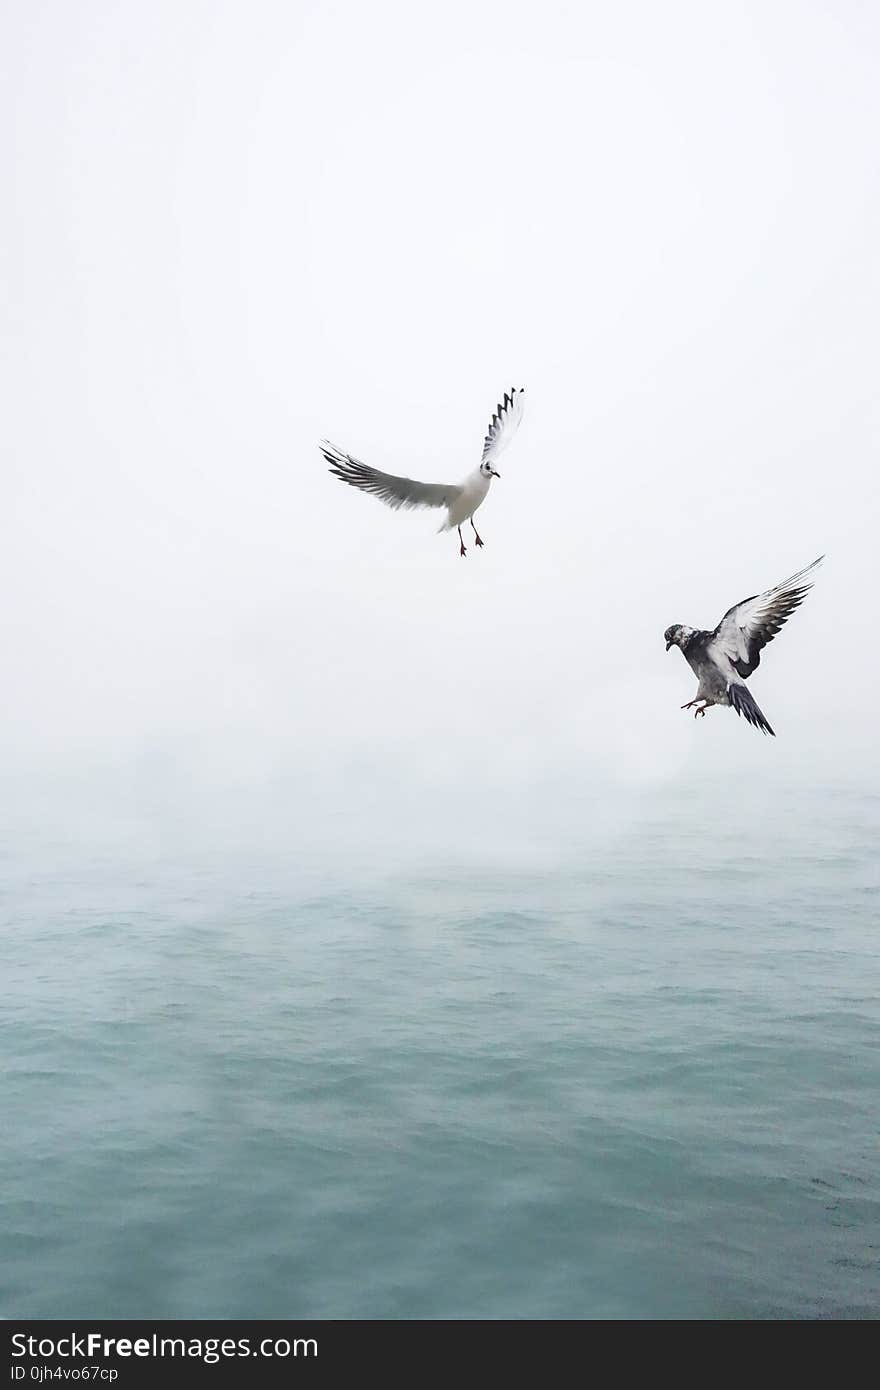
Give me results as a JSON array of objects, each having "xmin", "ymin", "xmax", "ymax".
[{"xmin": 681, "ymin": 629, "xmax": 708, "ymax": 654}]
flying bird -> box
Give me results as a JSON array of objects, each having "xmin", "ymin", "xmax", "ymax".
[
  {"xmin": 321, "ymin": 388, "xmax": 525, "ymax": 556},
  {"xmin": 664, "ymin": 557, "xmax": 823, "ymax": 736}
]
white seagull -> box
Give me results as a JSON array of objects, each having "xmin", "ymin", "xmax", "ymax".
[
  {"xmin": 321, "ymin": 388, "xmax": 525, "ymax": 556},
  {"xmin": 664, "ymin": 557, "xmax": 824, "ymax": 736}
]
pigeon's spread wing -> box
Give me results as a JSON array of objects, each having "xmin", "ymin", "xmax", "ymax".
[
  {"xmin": 481, "ymin": 388, "xmax": 525, "ymax": 465},
  {"xmin": 707, "ymin": 557, "xmax": 823, "ymax": 679},
  {"xmin": 322, "ymin": 443, "xmax": 460, "ymax": 512}
]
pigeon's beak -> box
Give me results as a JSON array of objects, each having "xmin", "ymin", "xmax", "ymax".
[
  {"xmin": 665, "ymin": 639, "xmax": 673, "ymax": 652},
  {"xmin": 491, "ymin": 469, "xmax": 500, "ymax": 478}
]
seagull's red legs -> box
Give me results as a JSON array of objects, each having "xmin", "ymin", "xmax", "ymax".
[
  {"xmin": 471, "ymin": 520, "xmax": 484, "ymax": 548},
  {"xmin": 458, "ymin": 526, "xmax": 467, "ymax": 558}
]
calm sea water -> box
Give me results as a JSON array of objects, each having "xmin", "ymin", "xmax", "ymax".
[{"xmin": 2, "ymin": 779, "xmax": 878, "ymax": 1319}]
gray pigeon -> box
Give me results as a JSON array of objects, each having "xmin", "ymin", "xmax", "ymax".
[{"xmin": 664, "ymin": 557, "xmax": 823, "ymax": 736}]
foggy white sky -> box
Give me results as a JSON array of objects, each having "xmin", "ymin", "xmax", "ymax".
[{"xmin": 2, "ymin": 0, "xmax": 879, "ymax": 839}]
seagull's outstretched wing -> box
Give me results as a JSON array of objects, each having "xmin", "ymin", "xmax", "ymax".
[
  {"xmin": 481, "ymin": 388, "xmax": 525, "ymax": 465},
  {"xmin": 707, "ymin": 556, "xmax": 824, "ymax": 679},
  {"xmin": 322, "ymin": 442, "xmax": 461, "ymax": 512}
]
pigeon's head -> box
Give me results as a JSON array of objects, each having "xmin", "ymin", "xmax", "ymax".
[
  {"xmin": 665, "ymin": 624, "xmax": 686, "ymax": 651},
  {"xmin": 479, "ymin": 460, "xmax": 500, "ymax": 480}
]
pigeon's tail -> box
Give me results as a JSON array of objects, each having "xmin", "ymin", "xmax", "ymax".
[{"xmin": 728, "ymin": 683, "xmax": 775, "ymax": 736}]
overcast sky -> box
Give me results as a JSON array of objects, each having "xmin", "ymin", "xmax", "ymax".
[{"xmin": 2, "ymin": 1, "xmax": 878, "ymax": 849}]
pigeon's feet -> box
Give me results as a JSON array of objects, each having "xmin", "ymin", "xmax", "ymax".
[
  {"xmin": 694, "ymin": 704, "xmax": 708, "ymax": 719},
  {"xmin": 681, "ymin": 699, "xmax": 698, "ymax": 710}
]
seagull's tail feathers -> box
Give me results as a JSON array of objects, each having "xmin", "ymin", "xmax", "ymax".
[{"xmin": 728, "ymin": 682, "xmax": 775, "ymax": 737}]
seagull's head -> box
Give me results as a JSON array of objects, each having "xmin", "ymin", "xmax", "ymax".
[{"xmin": 479, "ymin": 461, "xmax": 500, "ymax": 480}]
